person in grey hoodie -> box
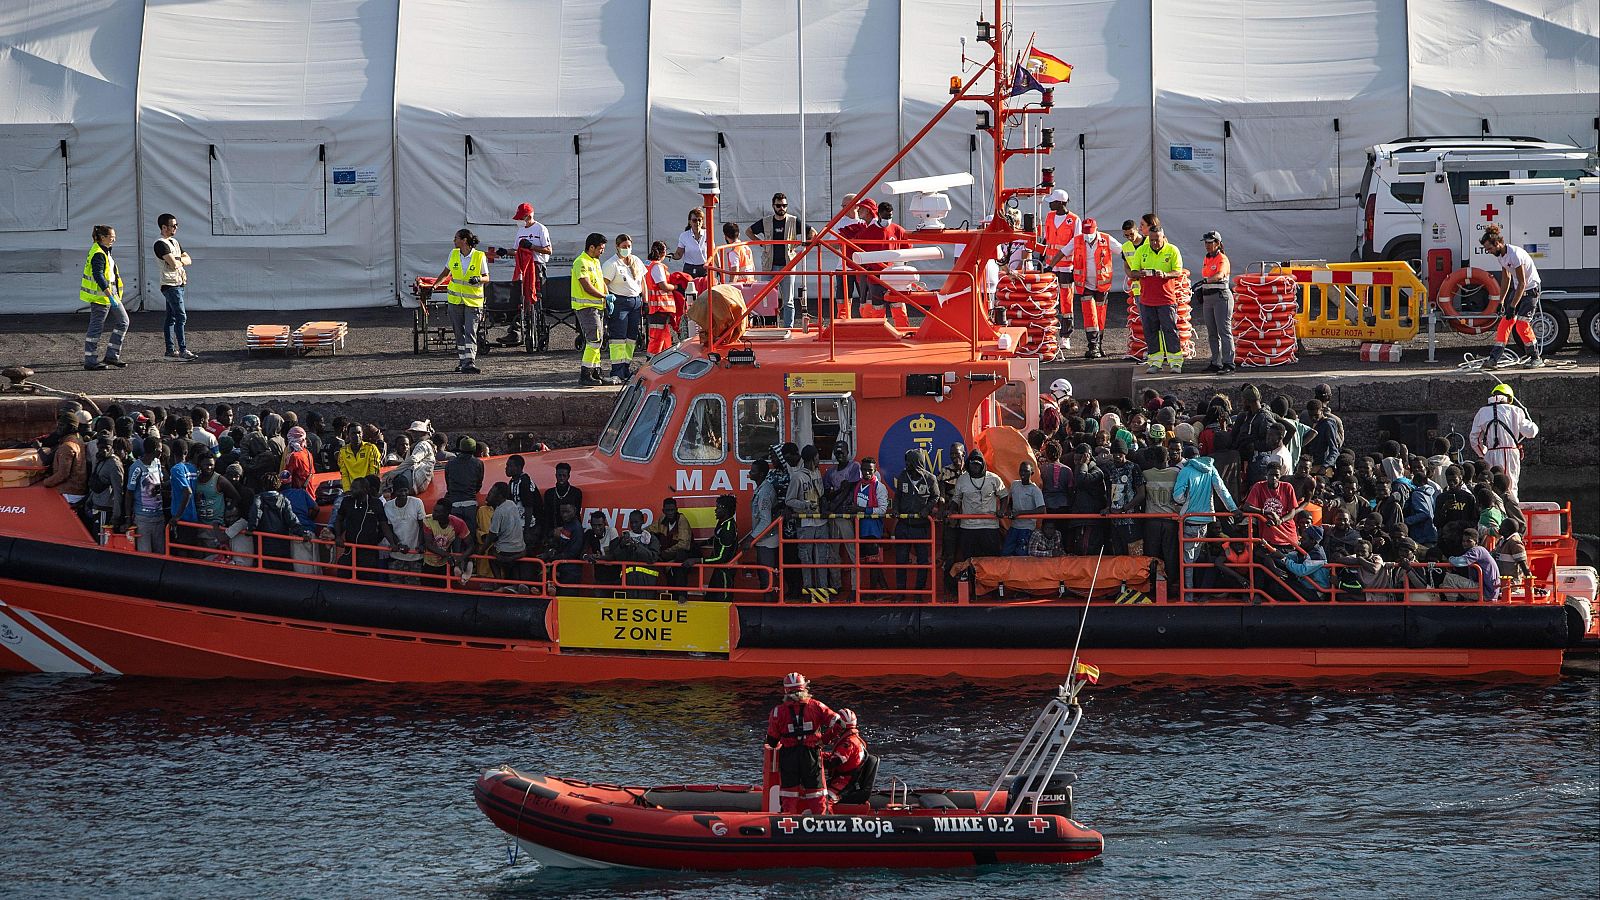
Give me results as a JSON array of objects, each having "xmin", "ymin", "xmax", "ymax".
[{"xmin": 1171, "ymin": 444, "xmax": 1238, "ymax": 588}]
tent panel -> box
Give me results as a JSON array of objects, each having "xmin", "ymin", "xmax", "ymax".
[
  {"xmin": 1224, "ymin": 117, "xmax": 1340, "ymax": 210},
  {"xmin": 208, "ymin": 142, "xmax": 328, "ymax": 237},
  {"xmin": 0, "ymin": 132, "xmax": 69, "ymax": 232},
  {"xmin": 464, "ymin": 132, "xmax": 581, "ymax": 227}
]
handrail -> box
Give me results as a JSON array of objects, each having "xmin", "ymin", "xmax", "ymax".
[{"xmin": 98, "ymin": 504, "xmax": 1543, "ymax": 608}]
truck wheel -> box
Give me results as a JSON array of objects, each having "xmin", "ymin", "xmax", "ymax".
[
  {"xmin": 1384, "ymin": 238, "xmax": 1420, "ymax": 268},
  {"xmin": 1531, "ymin": 300, "xmax": 1570, "ymax": 354},
  {"xmin": 1581, "ymin": 302, "xmax": 1600, "ymax": 353}
]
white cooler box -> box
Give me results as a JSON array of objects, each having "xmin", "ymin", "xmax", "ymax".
[
  {"xmin": 1555, "ymin": 566, "xmax": 1597, "ymax": 604},
  {"xmin": 1521, "ymin": 501, "xmax": 1564, "ymax": 540}
]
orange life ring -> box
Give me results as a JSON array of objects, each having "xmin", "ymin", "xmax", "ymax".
[{"xmin": 1435, "ymin": 267, "xmax": 1501, "ymax": 336}]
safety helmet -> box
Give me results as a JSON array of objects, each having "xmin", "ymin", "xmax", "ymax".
[
  {"xmin": 1101, "ymin": 411, "xmax": 1121, "ymax": 431},
  {"xmin": 782, "ymin": 672, "xmax": 809, "ymax": 693},
  {"xmin": 1046, "ymin": 188, "xmax": 1070, "ymax": 204},
  {"xmin": 1490, "ymin": 383, "xmax": 1515, "ymax": 402},
  {"xmin": 838, "ymin": 708, "xmax": 858, "ymax": 728},
  {"xmin": 1049, "ymin": 377, "xmax": 1073, "ymax": 400}
]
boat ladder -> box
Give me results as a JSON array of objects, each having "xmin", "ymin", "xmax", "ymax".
[{"xmin": 979, "ymin": 679, "xmax": 1085, "ymax": 815}]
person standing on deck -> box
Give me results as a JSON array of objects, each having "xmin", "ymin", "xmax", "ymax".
[{"xmin": 765, "ymin": 672, "xmax": 840, "ymax": 815}]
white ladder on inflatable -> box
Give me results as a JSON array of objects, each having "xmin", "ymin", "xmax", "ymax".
[{"xmin": 979, "ymin": 677, "xmax": 1086, "ymax": 815}]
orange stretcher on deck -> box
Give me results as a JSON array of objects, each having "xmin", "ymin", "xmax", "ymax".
[{"xmin": 245, "ymin": 324, "xmax": 292, "ymax": 354}]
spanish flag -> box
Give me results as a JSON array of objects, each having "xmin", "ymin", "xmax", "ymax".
[
  {"xmin": 1074, "ymin": 661, "xmax": 1101, "ymax": 684},
  {"xmin": 1027, "ymin": 49, "xmax": 1073, "ymax": 85}
]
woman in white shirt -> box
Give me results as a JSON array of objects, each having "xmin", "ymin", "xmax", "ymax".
[
  {"xmin": 1479, "ymin": 223, "xmax": 1546, "ymax": 368},
  {"xmin": 601, "ymin": 233, "xmax": 647, "ymax": 384},
  {"xmin": 672, "ymin": 208, "xmax": 708, "ymax": 278}
]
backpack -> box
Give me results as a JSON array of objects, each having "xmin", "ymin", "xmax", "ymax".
[{"xmin": 87, "ymin": 459, "xmax": 113, "ymax": 495}]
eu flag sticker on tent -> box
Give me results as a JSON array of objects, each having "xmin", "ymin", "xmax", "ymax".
[
  {"xmin": 333, "ymin": 168, "xmax": 357, "ymax": 184},
  {"xmin": 1170, "ymin": 145, "xmax": 1194, "ymax": 161}
]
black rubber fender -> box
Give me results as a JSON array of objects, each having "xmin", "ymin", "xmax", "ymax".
[{"xmin": 0, "ymin": 535, "xmax": 548, "ymax": 641}]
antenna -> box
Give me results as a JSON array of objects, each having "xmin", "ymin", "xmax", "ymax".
[{"xmin": 881, "ymin": 172, "xmax": 977, "ymax": 195}]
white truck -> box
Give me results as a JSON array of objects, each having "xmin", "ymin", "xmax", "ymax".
[
  {"xmin": 1419, "ymin": 149, "xmax": 1600, "ymax": 353},
  {"xmin": 1355, "ymin": 136, "xmax": 1591, "ymax": 265}
]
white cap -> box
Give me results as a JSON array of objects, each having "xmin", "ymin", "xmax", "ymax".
[
  {"xmin": 1049, "ymin": 377, "xmax": 1073, "ymax": 399},
  {"xmin": 1047, "ymin": 189, "xmax": 1070, "ymax": 204},
  {"xmin": 406, "ymin": 419, "xmax": 432, "ymax": 433}
]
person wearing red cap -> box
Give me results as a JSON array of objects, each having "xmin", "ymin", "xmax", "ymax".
[
  {"xmin": 765, "ymin": 672, "xmax": 840, "ymax": 814},
  {"xmin": 1065, "ymin": 217, "xmax": 1117, "ymax": 359},
  {"xmin": 504, "ymin": 203, "xmax": 551, "ymax": 346}
]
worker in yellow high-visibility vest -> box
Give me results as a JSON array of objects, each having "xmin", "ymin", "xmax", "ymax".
[
  {"xmin": 572, "ymin": 232, "xmax": 609, "ymax": 386},
  {"xmin": 435, "ymin": 228, "xmax": 488, "ymax": 374},
  {"xmin": 79, "ymin": 224, "xmax": 129, "ymax": 371},
  {"xmin": 1128, "ymin": 221, "xmax": 1186, "ymax": 373}
]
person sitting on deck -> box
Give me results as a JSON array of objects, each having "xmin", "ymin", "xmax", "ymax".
[
  {"xmin": 604, "ymin": 509, "xmax": 659, "ymax": 597},
  {"xmin": 822, "ymin": 708, "xmax": 877, "ymax": 805}
]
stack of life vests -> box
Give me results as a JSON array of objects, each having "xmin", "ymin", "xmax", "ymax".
[
  {"xmin": 1232, "ymin": 272, "xmax": 1298, "ymax": 367},
  {"xmin": 1124, "ymin": 270, "xmax": 1196, "ymax": 360},
  {"xmin": 994, "ymin": 271, "xmax": 1060, "ymax": 359}
]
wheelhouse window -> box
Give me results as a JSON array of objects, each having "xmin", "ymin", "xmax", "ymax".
[
  {"xmin": 734, "ymin": 395, "xmax": 783, "ymax": 463},
  {"xmin": 674, "ymin": 396, "xmax": 727, "ymax": 464},
  {"xmin": 598, "ymin": 380, "xmax": 644, "ymax": 454},
  {"xmin": 994, "ymin": 381, "xmax": 1028, "ymax": 431},
  {"xmin": 649, "ymin": 349, "xmax": 689, "ymax": 373},
  {"xmin": 621, "ymin": 389, "xmax": 675, "ymax": 462}
]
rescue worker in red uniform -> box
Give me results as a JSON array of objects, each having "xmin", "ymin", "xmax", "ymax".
[
  {"xmin": 1039, "ymin": 189, "xmax": 1080, "ymax": 357},
  {"xmin": 765, "ymin": 672, "xmax": 841, "ymax": 814},
  {"xmin": 822, "ymin": 708, "xmax": 874, "ymax": 804},
  {"xmin": 643, "ymin": 241, "xmax": 680, "ymax": 355},
  {"xmin": 1066, "ymin": 217, "xmax": 1116, "ymax": 359}
]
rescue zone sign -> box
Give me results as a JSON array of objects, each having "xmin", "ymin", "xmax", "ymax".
[{"xmin": 557, "ymin": 597, "xmax": 730, "ymax": 653}]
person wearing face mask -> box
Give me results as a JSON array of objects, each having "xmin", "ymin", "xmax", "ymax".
[
  {"xmin": 1065, "ymin": 218, "xmax": 1116, "ymax": 359},
  {"xmin": 949, "ymin": 449, "xmax": 1008, "ymax": 564},
  {"xmin": 856, "ymin": 201, "xmax": 911, "ymax": 329},
  {"xmin": 601, "ymin": 233, "xmax": 647, "ymax": 384},
  {"xmin": 434, "ymin": 228, "xmax": 488, "ymax": 375}
]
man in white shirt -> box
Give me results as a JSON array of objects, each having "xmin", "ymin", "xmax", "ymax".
[
  {"xmin": 601, "ymin": 233, "xmax": 647, "ymax": 384},
  {"xmin": 153, "ymin": 213, "xmax": 196, "ymax": 360},
  {"xmin": 1479, "ymin": 225, "xmax": 1545, "ymax": 369},
  {"xmin": 384, "ymin": 476, "xmax": 428, "ymax": 585},
  {"xmin": 950, "ymin": 451, "xmax": 1008, "ymax": 564},
  {"xmin": 503, "ymin": 202, "xmax": 552, "ymax": 347}
]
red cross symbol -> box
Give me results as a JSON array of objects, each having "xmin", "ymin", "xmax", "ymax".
[
  {"xmin": 1029, "ymin": 817, "xmax": 1052, "ymax": 834},
  {"xmin": 777, "ymin": 817, "xmax": 799, "ymax": 834},
  {"xmin": 1480, "ymin": 203, "xmax": 1500, "ymax": 220}
]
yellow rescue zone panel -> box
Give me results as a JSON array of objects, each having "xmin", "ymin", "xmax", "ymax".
[{"xmin": 557, "ymin": 597, "xmax": 731, "ymax": 653}]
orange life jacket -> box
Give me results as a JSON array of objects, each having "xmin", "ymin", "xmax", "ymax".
[
  {"xmin": 644, "ymin": 261, "xmax": 677, "ymax": 315},
  {"xmin": 1071, "ymin": 233, "xmax": 1116, "ymax": 292},
  {"xmin": 1042, "ymin": 211, "xmax": 1080, "ymax": 266}
]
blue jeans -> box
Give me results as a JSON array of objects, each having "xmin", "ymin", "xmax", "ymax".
[
  {"xmin": 1002, "ymin": 525, "xmax": 1035, "ymax": 556},
  {"xmin": 162, "ymin": 285, "xmax": 187, "ymax": 353},
  {"xmin": 84, "ymin": 298, "xmax": 129, "ymax": 365},
  {"xmin": 606, "ymin": 294, "xmax": 642, "ymax": 378}
]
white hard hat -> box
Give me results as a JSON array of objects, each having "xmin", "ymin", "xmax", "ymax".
[
  {"xmin": 1047, "ymin": 189, "xmax": 1070, "ymax": 204},
  {"xmin": 1049, "ymin": 377, "xmax": 1073, "ymax": 399}
]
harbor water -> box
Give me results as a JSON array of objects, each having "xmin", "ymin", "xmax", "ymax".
[{"xmin": 3, "ymin": 673, "xmax": 1596, "ymax": 898}]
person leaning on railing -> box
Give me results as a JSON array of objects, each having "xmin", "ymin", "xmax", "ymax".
[{"xmin": 332, "ymin": 475, "xmax": 394, "ymax": 582}]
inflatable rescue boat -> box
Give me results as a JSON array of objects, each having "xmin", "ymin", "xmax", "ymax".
[
  {"xmin": 474, "ymin": 769, "xmax": 1102, "ymax": 871},
  {"xmin": 476, "ymin": 670, "xmax": 1102, "ymax": 871}
]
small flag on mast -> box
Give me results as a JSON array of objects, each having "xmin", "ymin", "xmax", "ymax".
[
  {"xmin": 1027, "ymin": 48, "xmax": 1073, "ymax": 85},
  {"xmin": 1009, "ymin": 63, "xmax": 1045, "ymax": 97},
  {"xmin": 1074, "ymin": 661, "xmax": 1101, "ymax": 684}
]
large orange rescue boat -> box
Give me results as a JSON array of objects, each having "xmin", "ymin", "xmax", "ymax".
[{"xmin": 1, "ymin": 2, "xmax": 1594, "ymax": 681}]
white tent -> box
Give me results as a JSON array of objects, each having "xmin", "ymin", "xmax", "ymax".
[
  {"xmin": 1410, "ymin": 0, "xmax": 1600, "ymax": 146},
  {"xmin": 137, "ymin": 0, "xmax": 398, "ymax": 311},
  {"xmin": 647, "ymin": 0, "xmax": 901, "ymax": 251},
  {"xmin": 1, "ymin": 0, "xmax": 1595, "ymax": 314},
  {"xmin": 395, "ymin": 0, "xmax": 650, "ymax": 292},
  {"xmin": 0, "ymin": 0, "xmax": 142, "ymax": 314},
  {"xmin": 1151, "ymin": 0, "xmax": 1412, "ymax": 269}
]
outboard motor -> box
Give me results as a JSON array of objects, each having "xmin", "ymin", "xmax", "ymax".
[{"xmin": 1009, "ymin": 772, "xmax": 1076, "ymax": 819}]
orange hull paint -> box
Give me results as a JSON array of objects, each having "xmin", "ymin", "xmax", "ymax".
[{"xmin": 0, "ymin": 579, "xmax": 1563, "ymax": 682}]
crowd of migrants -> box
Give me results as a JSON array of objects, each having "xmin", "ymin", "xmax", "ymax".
[{"xmin": 31, "ymin": 376, "xmax": 1533, "ymax": 603}]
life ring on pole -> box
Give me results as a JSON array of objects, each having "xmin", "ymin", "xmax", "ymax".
[{"xmin": 1435, "ymin": 267, "xmax": 1501, "ymax": 336}]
